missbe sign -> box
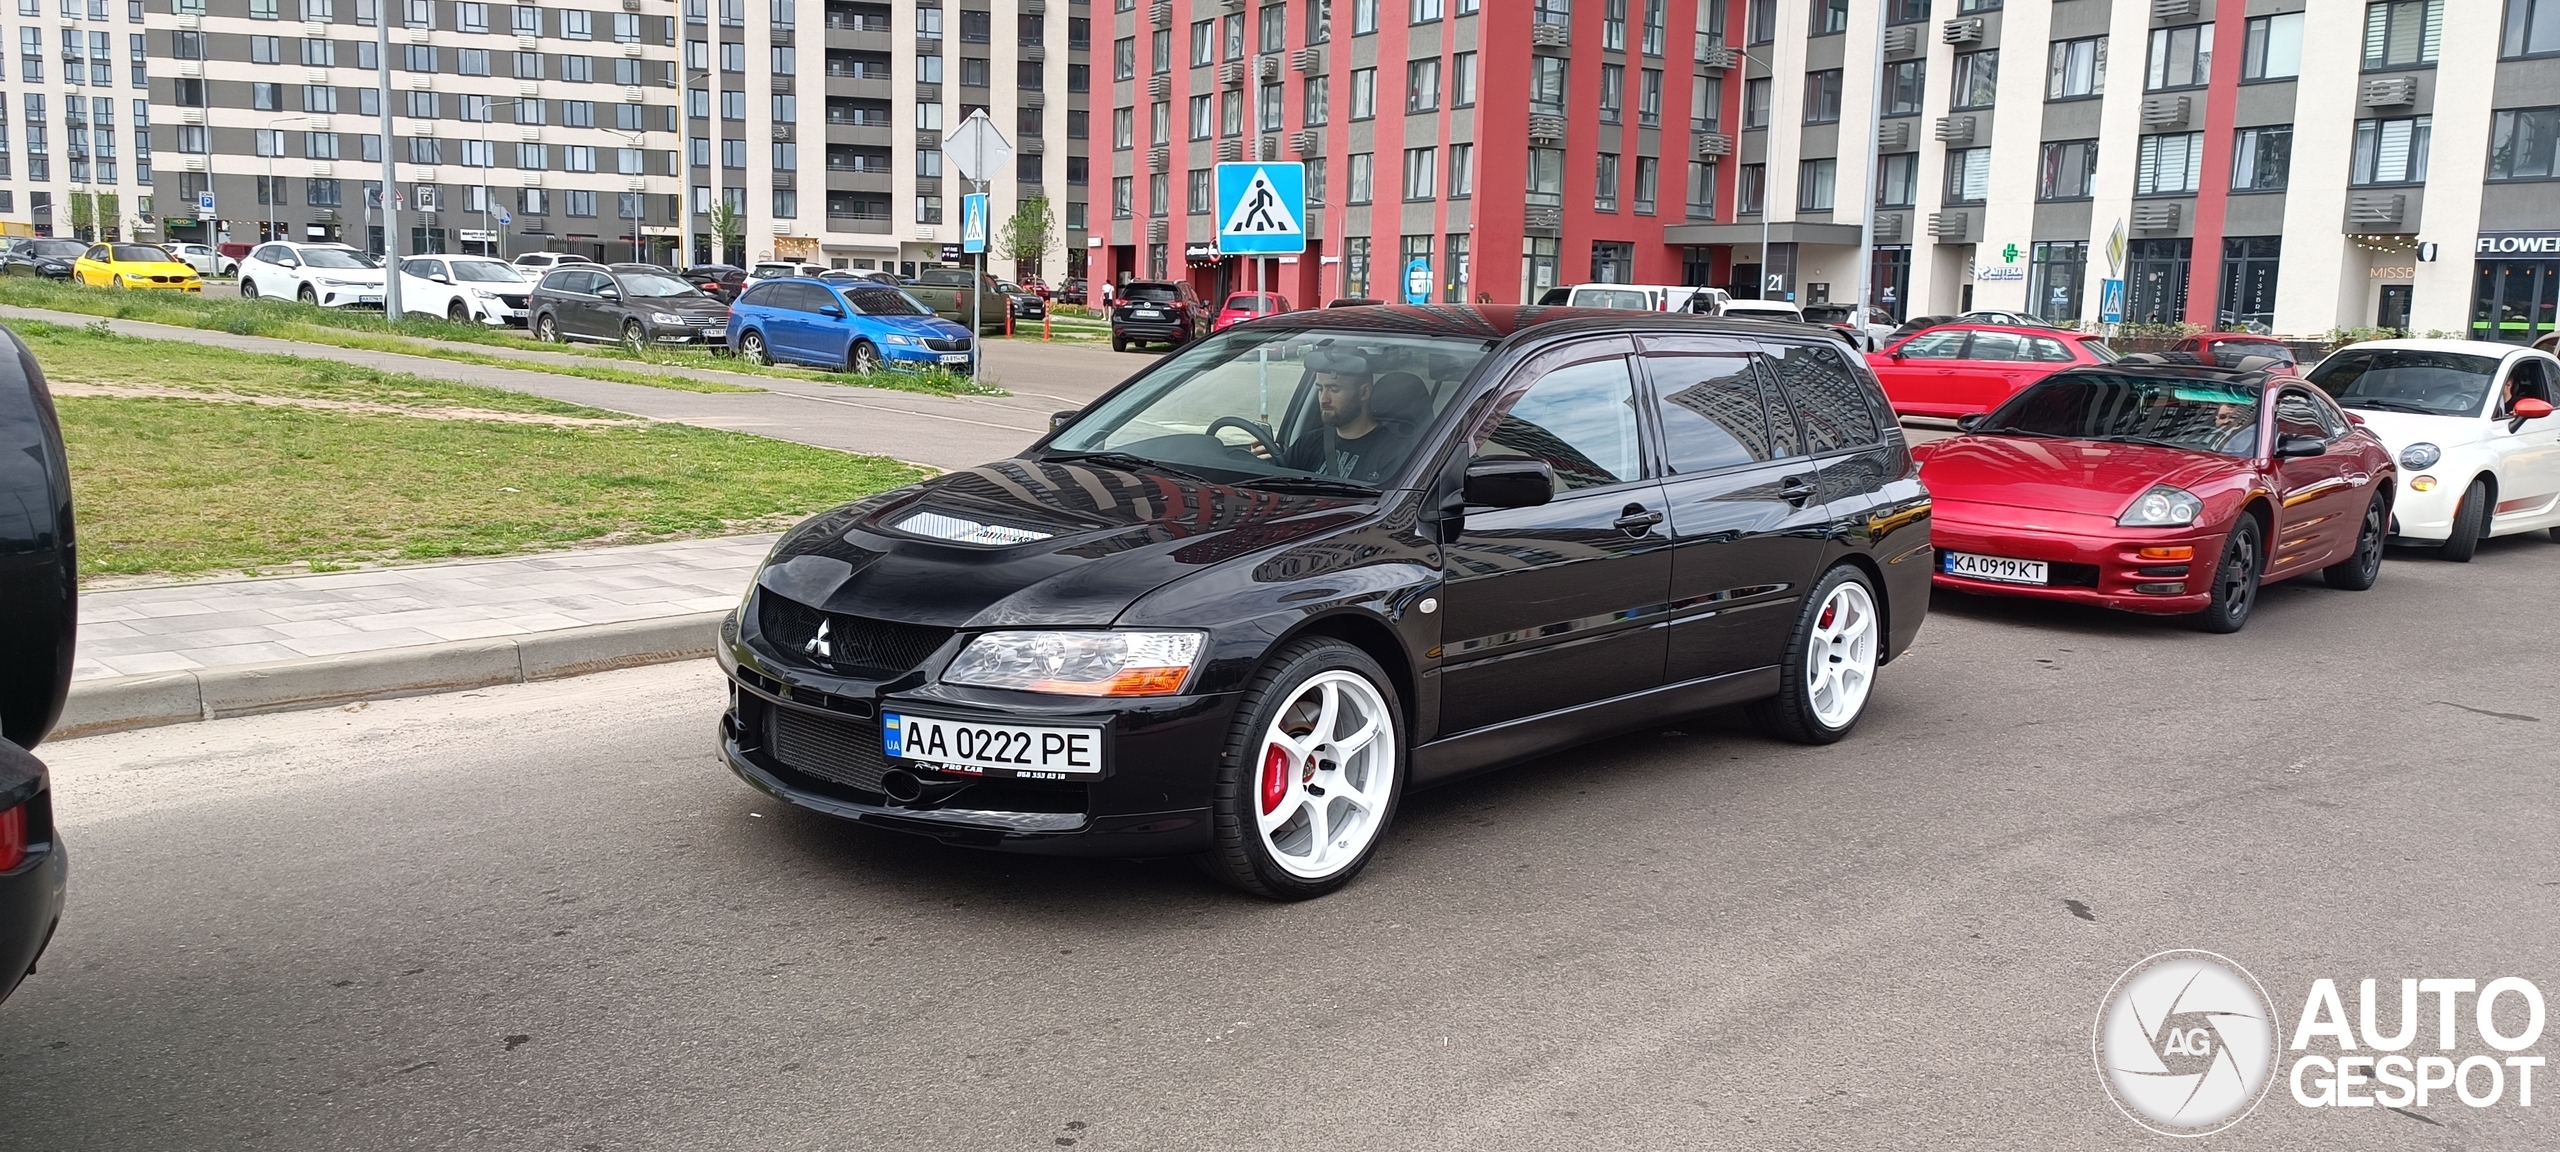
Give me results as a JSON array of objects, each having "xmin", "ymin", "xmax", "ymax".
[{"xmin": 2478, "ymin": 231, "xmax": 2560, "ymax": 256}]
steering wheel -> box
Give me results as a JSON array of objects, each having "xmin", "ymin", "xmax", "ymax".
[{"xmin": 1206, "ymin": 416, "xmax": 1286, "ymax": 461}]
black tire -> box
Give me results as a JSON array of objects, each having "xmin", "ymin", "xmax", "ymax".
[
  {"xmin": 447, "ymin": 301, "xmax": 469, "ymax": 323},
  {"xmin": 2324, "ymin": 494, "xmax": 2389, "ymax": 590},
  {"xmin": 849, "ymin": 340, "xmax": 882, "ymax": 375},
  {"xmin": 2441, "ymin": 478, "xmax": 2490, "ymax": 562},
  {"xmin": 738, "ymin": 330, "xmax": 768, "ymax": 366},
  {"xmin": 298, "ymin": 285, "xmax": 319, "ymax": 305},
  {"xmin": 1205, "ymin": 638, "xmax": 1405, "ymax": 901},
  {"xmin": 2194, "ymin": 515, "xmax": 2264, "ymax": 634},
  {"xmin": 1110, "ymin": 333, "xmax": 1127, "ymax": 352},
  {"xmin": 239, "ymin": 277, "xmax": 260, "ymax": 301},
  {"xmin": 534, "ymin": 313, "xmax": 560, "ymax": 342},
  {"xmin": 1748, "ymin": 565, "xmax": 1884, "ymax": 745},
  {"xmin": 622, "ymin": 321, "xmax": 646, "ymax": 352}
]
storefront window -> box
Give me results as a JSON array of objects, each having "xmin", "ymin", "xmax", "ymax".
[
  {"xmin": 2219, "ymin": 237, "xmax": 2281, "ymax": 330},
  {"xmin": 2124, "ymin": 238, "xmax": 2191, "ymax": 325}
]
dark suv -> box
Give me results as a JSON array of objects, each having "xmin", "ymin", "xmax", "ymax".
[
  {"xmin": 1, "ymin": 325, "xmax": 72, "ymax": 1001},
  {"xmin": 1110, "ymin": 280, "xmax": 1209, "ymax": 351},
  {"xmin": 716, "ymin": 306, "xmax": 1932, "ymax": 899},
  {"xmin": 527, "ymin": 265, "xmax": 732, "ymax": 348}
]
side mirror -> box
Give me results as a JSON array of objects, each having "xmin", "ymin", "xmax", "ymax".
[
  {"xmin": 2514, "ymin": 397, "xmax": 2555, "ymax": 421},
  {"xmin": 1049, "ymin": 409, "xmax": 1080, "ymax": 432},
  {"xmin": 430, "ymin": 273, "xmax": 451, "ymax": 284},
  {"xmin": 1462, "ymin": 457, "xmax": 1556, "ymax": 509},
  {"xmin": 1956, "ymin": 413, "xmax": 1989, "ymax": 432},
  {"xmin": 2274, "ymin": 434, "xmax": 2328, "ymax": 459},
  {"xmin": 598, "ymin": 288, "xmax": 621, "ymax": 300},
  {"xmin": 818, "ymin": 305, "xmax": 846, "ymax": 319}
]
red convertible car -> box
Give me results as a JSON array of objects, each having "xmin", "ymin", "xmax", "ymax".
[
  {"xmin": 1912, "ymin": 358, "xmax": 2396, "ymax": 632},
  {"xmin": 1867, "ymin": 322, "xmax": 2118, "ymax": 418}
]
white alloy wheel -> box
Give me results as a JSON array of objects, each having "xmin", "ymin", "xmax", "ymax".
[
  {"xmin": 1802, "ymin": 579, "xmax": 1879, "ymax": 728},
  {"xmin": 1254, "ymin": 669, "xmax": 1396, "ymax": 880}
]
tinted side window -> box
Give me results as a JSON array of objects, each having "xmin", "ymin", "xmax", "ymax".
[
  {"xmin": 736, "ymin": 282, "xmax": 782, "ymax": 308},
  {"xmin": 1478, "ymin": 356, "xmax": 1644, "ymax": 493},
  {"xmin": 1766, "ymin": 341, "xmax": 1883, "ymax": 453},
  {"xmin": 1895, "ymin": 330, "xmax": 1968, "ymax": 359},
  {"xmin": 540, "ymin": 269, "xmax": 585, "ymax": 292},
  {"xmin": 1964, "ymin": 331, "xmax": 2030, "ymax": 361},
  {"xmin": 2026, "ymin": 336, "xmax": 2076, "ymax": 362},
  {"xmin": 2274, "ymin": 390, "xmax": 2331, "ymax": 440},
  {"xmin": 2508, "ymin": 359, "xmax": 2556, "ymax": 407},
  {"xmin": 1648, "ymin": 353, "xmax": 1782, "ymax": 474}
]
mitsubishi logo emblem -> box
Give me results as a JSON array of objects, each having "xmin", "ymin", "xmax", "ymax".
[{"xmin": 804, "ymin": 618, "xmax": 833, "ymax": 661}]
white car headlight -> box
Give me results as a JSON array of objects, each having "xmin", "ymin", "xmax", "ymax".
[
  {"xmin": 650, "ymin": 312, "xmax": 685, "ymax": 324},
  {"xmin": 2399, "ymin": 442, "xmax": 2441, "ymax": 470},
  {"xmin": 881, "ymin": 334, "xmax": 916, "ymax": 345},
  {"xmin": 2118, "ymin": 485, "xmax": 2204, "ymax": 527},
  {"xmin": 942, "ymin": 630, "xmax": 1205, "ymax": 697}
]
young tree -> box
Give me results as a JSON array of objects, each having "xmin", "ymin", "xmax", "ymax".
[
  {"xmin": 1000, "ymin": 196, "xmax": 1057, "ymax": 281},
  {"xmin": 707, "ymin": 201, "xmax": 745, "ymax": 265}
]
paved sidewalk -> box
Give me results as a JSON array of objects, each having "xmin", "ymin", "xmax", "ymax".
[{"xmin": 73, "ymin": 535, "xmax": 772, "ymax": 682}]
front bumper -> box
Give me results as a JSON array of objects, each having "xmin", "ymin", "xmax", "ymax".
[
  {"xmin": 880, "ymin": 344, "xmax": 975, "ymax": 372},
  {"xmin": 2384, "ymin": 474, "xmax": 2462, "ymax": 543},
  {"xmin": 645, "ymin": 321, "xmax": 728, "ymax": 344},
  {"xmin": 313, "ymin": 286, "xmax": 387, "ymax": 308},
  {"xmin": 717, "ymin": 621, "xmax": 1230, "ymax": 857},
  {"xmin": 1929, "ymin": 498, "xmax": 2221, "ymax": 615}
]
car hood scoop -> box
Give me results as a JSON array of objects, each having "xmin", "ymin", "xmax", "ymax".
[{"xmin": 759, "ymin": 460, "xmax": 1367, "ymax": 629}]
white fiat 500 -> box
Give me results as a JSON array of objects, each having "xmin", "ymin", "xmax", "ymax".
[{"xmin": 2305, "ymin": 339, "xmax": 2560, "ymax": 560}]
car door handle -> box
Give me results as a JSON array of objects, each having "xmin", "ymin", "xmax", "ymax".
[
  {"xmin": 1613, "ymin": 505, "xmax": 1665, "ymax": 534},
  {"xmin": 1778, "ymin": 475, "xmax": 1821, "ymax": 505}
]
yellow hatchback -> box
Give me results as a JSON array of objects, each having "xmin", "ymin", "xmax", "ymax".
[{"xmin": 72, "ymin": 243, "xmax": 204, "ymax": 292}]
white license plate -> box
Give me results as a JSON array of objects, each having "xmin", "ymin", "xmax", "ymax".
[
  {"xmin": 356, "ymin": 294, "xmax": 383, "ymax": 304},
  {"xmin": 938, "ymin": 352, "xmax": 970, "ymax": 364},
  {"xmin": 1942, "ymin": 551, "xmax": 2049, "ymax": 585},
  {"xmin": 883, "ymin": 711, "xmax": 1103, "ymax": 778},
  {"xmin": 1132, "ymin": 309, "xmax": 1162, "ymax": 318}
]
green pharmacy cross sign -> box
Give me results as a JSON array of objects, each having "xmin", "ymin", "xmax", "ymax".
[{"xmin": 2002, "ymin": 243, "xmax": 2022, "ymax": 263}]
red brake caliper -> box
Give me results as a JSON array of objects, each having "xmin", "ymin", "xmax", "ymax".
[
  {"xmin": 1260, "ymin": 744, "xmax": 1291, "ymax": 815},
  {"xmin": 1818, "ymin": 599, "xmax": 1838, "ymax": 630}
]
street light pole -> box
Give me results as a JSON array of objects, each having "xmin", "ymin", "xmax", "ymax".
[
  {"xmin": 1853, "ymin": 0, "xmax": 1887, "ymax": 335},
  {"xmin": 1739, "ymin": 2, "xmax": 1772, "ymax": 301},
  {"xmin": 264, "ymin": 114, "xmax": 309, "ymax": 242},
  {"xmin": 377, "ymin": 0, "xmax": 403, "ymax": 321},
  {"xmin": 676, "ymin": 68, "xmax": 708, "ymax": 267}
]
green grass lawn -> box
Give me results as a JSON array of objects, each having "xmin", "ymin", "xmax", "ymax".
[
  {"xmin": 32, "ymin": 321, "xmax": 928, "ymax": 581},
  {"xmin": 0, "ymin": 276, "xmax": 1007, "ymax": 397}
]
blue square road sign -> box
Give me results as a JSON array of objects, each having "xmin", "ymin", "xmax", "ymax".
[{"xmin": 1215, "ymin": 163, "xmax": 1307, "ymax": 255}]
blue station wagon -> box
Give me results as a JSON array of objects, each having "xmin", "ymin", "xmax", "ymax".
[{"xmin": 727, "ymin": 278, "xmax": 977, "ymax": 374}]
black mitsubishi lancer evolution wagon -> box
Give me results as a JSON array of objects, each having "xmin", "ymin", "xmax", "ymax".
[{"xmin": 718, "ymin": 305, "xmax": 1932, "ymax": 899}]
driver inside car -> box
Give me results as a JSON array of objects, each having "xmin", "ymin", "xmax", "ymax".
[{"xmin": 1259, "ymin": 353, "xmax": 1429, "ymax": 485}]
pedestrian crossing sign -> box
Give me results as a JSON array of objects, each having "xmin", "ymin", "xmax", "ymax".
[
  {"xmin": 961, "ymin": 193, "xmax": 990, "ymax": 254},
  {"xmin": 1216, "ymin": 162, "xmax": 1306, "ymax": 255}
]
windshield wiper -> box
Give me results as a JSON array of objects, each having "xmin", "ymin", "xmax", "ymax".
[
  {"xmin": 1044, "ymin": 450, "xmax": 1212, "ymax": 483},
  {"xmin": 1233, "ymin": 475, "xmax": 1380, "ymax": 497},
  {"xmin": 2337, "ymin": 397, "xmax": 2436, "ymax": 414}
]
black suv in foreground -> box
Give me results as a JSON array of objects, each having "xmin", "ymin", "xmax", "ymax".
[
  {"xmin": 719, "ymin": 306, "xmax": 1931, "ymax": 898},
  {"xmin": 1109, "ymin": 280, "xmax": 1209, "ymax": 351},
  {"xmin": 1, "ymin": 324, "xmax": 72, "ymax": 999}
]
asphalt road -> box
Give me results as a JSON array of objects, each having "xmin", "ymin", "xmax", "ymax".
[{"xmin": 7, "ymin": 540, "xmax": 2557, "ymax": 1150}]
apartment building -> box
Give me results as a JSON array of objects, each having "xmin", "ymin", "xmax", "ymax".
[
  {"xmin": 1686, "ymin": 0, "xmax": 2560, "ymax": 341},
  {"xmin": 1099, "ymin": 0, "xmax": 1720, "ymax": 307},
  {"xmin": 0, "ymin": 0, "xmax": 155, "ymax": 241},
  {"xmin": 703, "ymin": 0, "xmax": 1092, "ymax": 278}
]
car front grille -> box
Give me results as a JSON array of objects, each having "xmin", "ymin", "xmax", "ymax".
[
  {"xmin": 496, "ymin": 293, "xmax": 529, "ymax": 308},
  {"xmin": 757, "ymin": 594, "xmax": 956, "ymax": 679},
  {"xmin": 767, "ymin": 707, "xmax": 891, "ymax": 794},
  {"xmin": 923, "ymin": 336, "xmax": 972, "ymax": 352}
]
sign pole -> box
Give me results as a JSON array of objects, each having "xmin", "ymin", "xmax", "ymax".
[
  {"xmin": 377, "ymin": 2, "xmax": 401, "ymax": 321},
  {"xmin": 973, "ymin": 179, "xmax": 985, "ymax": 381}
]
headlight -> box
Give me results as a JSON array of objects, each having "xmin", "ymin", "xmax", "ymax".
[
  {"xmin": 2399, "ymin": 442, "xmax": 2441, "ymax": 470},
  {"xmin": 942, "ymin": 630, "xmax": 1205, "ymax": 696},
  {"xmin": 2118, "ymin": 485, "xmax": 2203, "ymax": 527},
  {"xmin": 650, "ymin": 312, "xmax": 685, "ymax": 324},
  {"xmin": 881, "ymin": 334, "xmax": 915, "ymax": 345}
]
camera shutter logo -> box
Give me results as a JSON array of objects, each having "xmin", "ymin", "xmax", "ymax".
[{"xmin": 2094, "ymin": 951, "xmax": 2280, "ymax": 1136}]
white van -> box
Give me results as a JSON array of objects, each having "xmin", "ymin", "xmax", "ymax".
[{"xmin": 1540, "ymin": 283, "xmax": 1731, "ymax": 314}]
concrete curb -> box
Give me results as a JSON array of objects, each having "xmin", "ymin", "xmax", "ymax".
[{"xmin": 54, "ymin": 612, "xmax": 728, "ymax": 740}]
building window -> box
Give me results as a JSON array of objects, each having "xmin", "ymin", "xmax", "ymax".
[
  {"xmin": 1603, "ymin": 0, "xmax": 1627, "ymax": 49},
  {"xmin": 1744, "ymin": 77, "xmax": 1770, "ymax": 129},
  {"xmin": 1353, "ymin": 0, "xmax": 1378, "ymax": 35},
  {"xmin": 1875, "ymin": 152, "xmax": 1917, "ymax": 207},
  {"xmin": 2048, "ymin": 36, "xmax": 2106, "ymax": 98},
  {"xmin": 2136, "ymin": 132, "xmax": 2204, "ymax": 194},
  {"xmin": 1590, "ymin": 240, "xmax": 1633, "ymax": 283},
  {"xmin": 1888, "ymin": 0, "xmax": 1928, "ymax": 22},
  {"xmin": 1796, "ymin": 158, "xmax": 1833, "ymax": 210},
  {"xmin": 1940, "ymin": 148, "xmax": 1986, "ymax": 203},
  {"xmin": 1350, "ymin": 67, "xmax": 1376, "ymax": 119},
  {"xmin": 1531, "ymin": 58, "xmax": 1567, "ymax": 116},
  {"xmin": 1348, "ymin": 151, "xmax": 1374, "ymax": 203},
  {"xmin": 1404, "ymin": 145, "xmax": 1436, "ymax": 199},
  {"xmin": 1738, "ymin": 162, "xmax": 1765, "ymax": 214},
  {"xmin": 1111, "ymin": 175, "xmax": 1131, "ymax": 218},
  {"xmin": 1632, "ymin": 156, "xmax": 1657, "ymax": 214},
  {"xmin": 1306, "ymin": 156, "xmax": 1328, "ymax": 204},
  {"xmin": 2364, "ymin": 0, "xmax": 2441, "ymax": 69},
  {"xmin": 2351, "ymin": 115, "xmax": 2431, "ymax": 184},
  {"xmin": 2220, "ymin": 237, "xmax": 2281, "ymax": 328},
  {"xmin": 2124, "ymin": 238, "xmax": 2191, "ymax": 325},
  {"xmin": 1447, "ymin": 142, "xmax": 1473, "ymax": 197},
  {"xmin": 1187, "ymin": 167, "xmax": 1212, "ymax": 213},
  {"xmin": 1884, "ymin": 60, "xmax": 1925, "ymax": 115},
  {"xmin": 1748, "ymin": 0, "xmax": 1773, "ymax": 43},
  {"xmin": 2145, "ymin": 25, "xmax": 2211, "ymax": 90},
  {"xmin": 1188, "ymin": 93, "xmax": 1212, "ymax": 138},
  {"xmin": 1343, "ymin": 236, "xmax": 1369, "ymax": 297},
  {"xmin": 1220, "ymin": 89, "xmax": 1242, "ymax": 135},
  {"xmin": 2506, "ymin": 0, "xmax": 2560, "ymax": 58},
  {"xmin": 1687, "ymin": 160, "xmax": 1717, "ymax": 219},
  {"xmin": 2038, "ymin": 139, "xmax": 2098, "ymax": 200},
  {"xmin": 1600, "ymin": 64, "xmax": 1623, "ymax": 124},
  {"xmin": 1596, "ymin": 152, "xmax": 1620, "ymax": 211},
  {"xmin": 1520, "ymin": 235, "xmax": 1558, "ymax": 304},
  {"xmin": 1407, "ymin": 58, "xmax": 1439, "ymax": 113},
  {"xmin": 1453, "ymin": 51, "xmax": 1477, "ymax": 106},
  {"xmin": 1802, "ymin": 69, "xmax": 1841, "ymax": 123},
  {"xmin": 2243, "ymin": 14, "xmax": 2302, "ymax": 79},
  {"xmin": 2231, "ymin": 126, "xmax": 2291, "ymax": 190},
  {"xmin": 2029, "ymin": 241, "xmax": 2086, "ymax": 324},
  {"xmin": 1443, "ymin": 232, "xmax": 1469, "ymax": 303},
  {"xmin": 1527, "ymin": 147, "xmax": 1563, "ymax": 206},
  {"xmin": 1812, "ymin": 0, "xmax": 1847, "ymax": 34},
  {"xmin": 1302, "ymin": 77, "xmax": 1327, "ymax": 125},
  {"xmin": 2492, "ymin": 108, "xmax": 2560, "ymax": 180},
  {"xmin": 1639, "ymin": 68, "xmax": 1662, "ymax": 125},
  {"xmin": 1951, "ymin": 51, "xmax": 1997, "ymax": 109}
]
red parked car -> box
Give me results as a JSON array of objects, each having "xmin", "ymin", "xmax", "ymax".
[
  {"xmin": 2169, "ymin": 332, "xmax": 2300, "ymax": 368},
  {"xmin": 1912, "ymin": 359, "xmax": 2395, "ymax": 633},
  {"xmin": 1213, "ymin": 291, "xmax": 1291, "ymax": 330},
  {"xmin": 1867, "ymin": 323, "xmax": 2118, "ymax": 417}
]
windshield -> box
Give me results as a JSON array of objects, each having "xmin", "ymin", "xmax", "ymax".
[
  {"xmin": 1048, "ymin": 326, "xmax": 1496, "ymax": 488},
  {"xmin": 618, "ymin": 272, "xmax": 700, "ymax": 298},
  {"xmin": 1224, "ymin": 293, "xmax": 1281, "ymax": 311},
  {"xmin": 1122, "ymin": 283, "xmax": 1184, "ymax": 303},
  {"xmin": 1983, "ymin": 374, "xmax": 2263, "ymax": 457},
  {"xmin": 2200, "ymin": 340, "xmax": 2292, "ymax": 366},
  {"xmin": 1803, "ymin": 305, "xmax": 1856, "ymax": 324},
  {"xmin": 26, "ymin": 241, "xmax": 85, "ymax": 257},
  {"xmin": 451, "ymin": 261, "xmax": 528, "ymax": 284},
  {"xmin": 110, "ymin": 245, "xmax": 174, "ymax": 262},
  {"xmin": 2308, "ymin": 349, "xmax": 2500, "ymax": 417},
  {"xmin": 844, "ymin": 285, "xmax": 929, "ymax": 316},
  {"xmin": 1575, "ymin": 289, "xmax": 1653, "ymax": 310},
  {"xmin": 301, "ymin": 247, "xmax": 374, "ymax": 270}
]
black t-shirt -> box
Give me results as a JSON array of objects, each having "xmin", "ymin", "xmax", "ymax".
[{"xmin": 1282, "ymin": 421, "xmax": 1416, "ymax": 485}]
